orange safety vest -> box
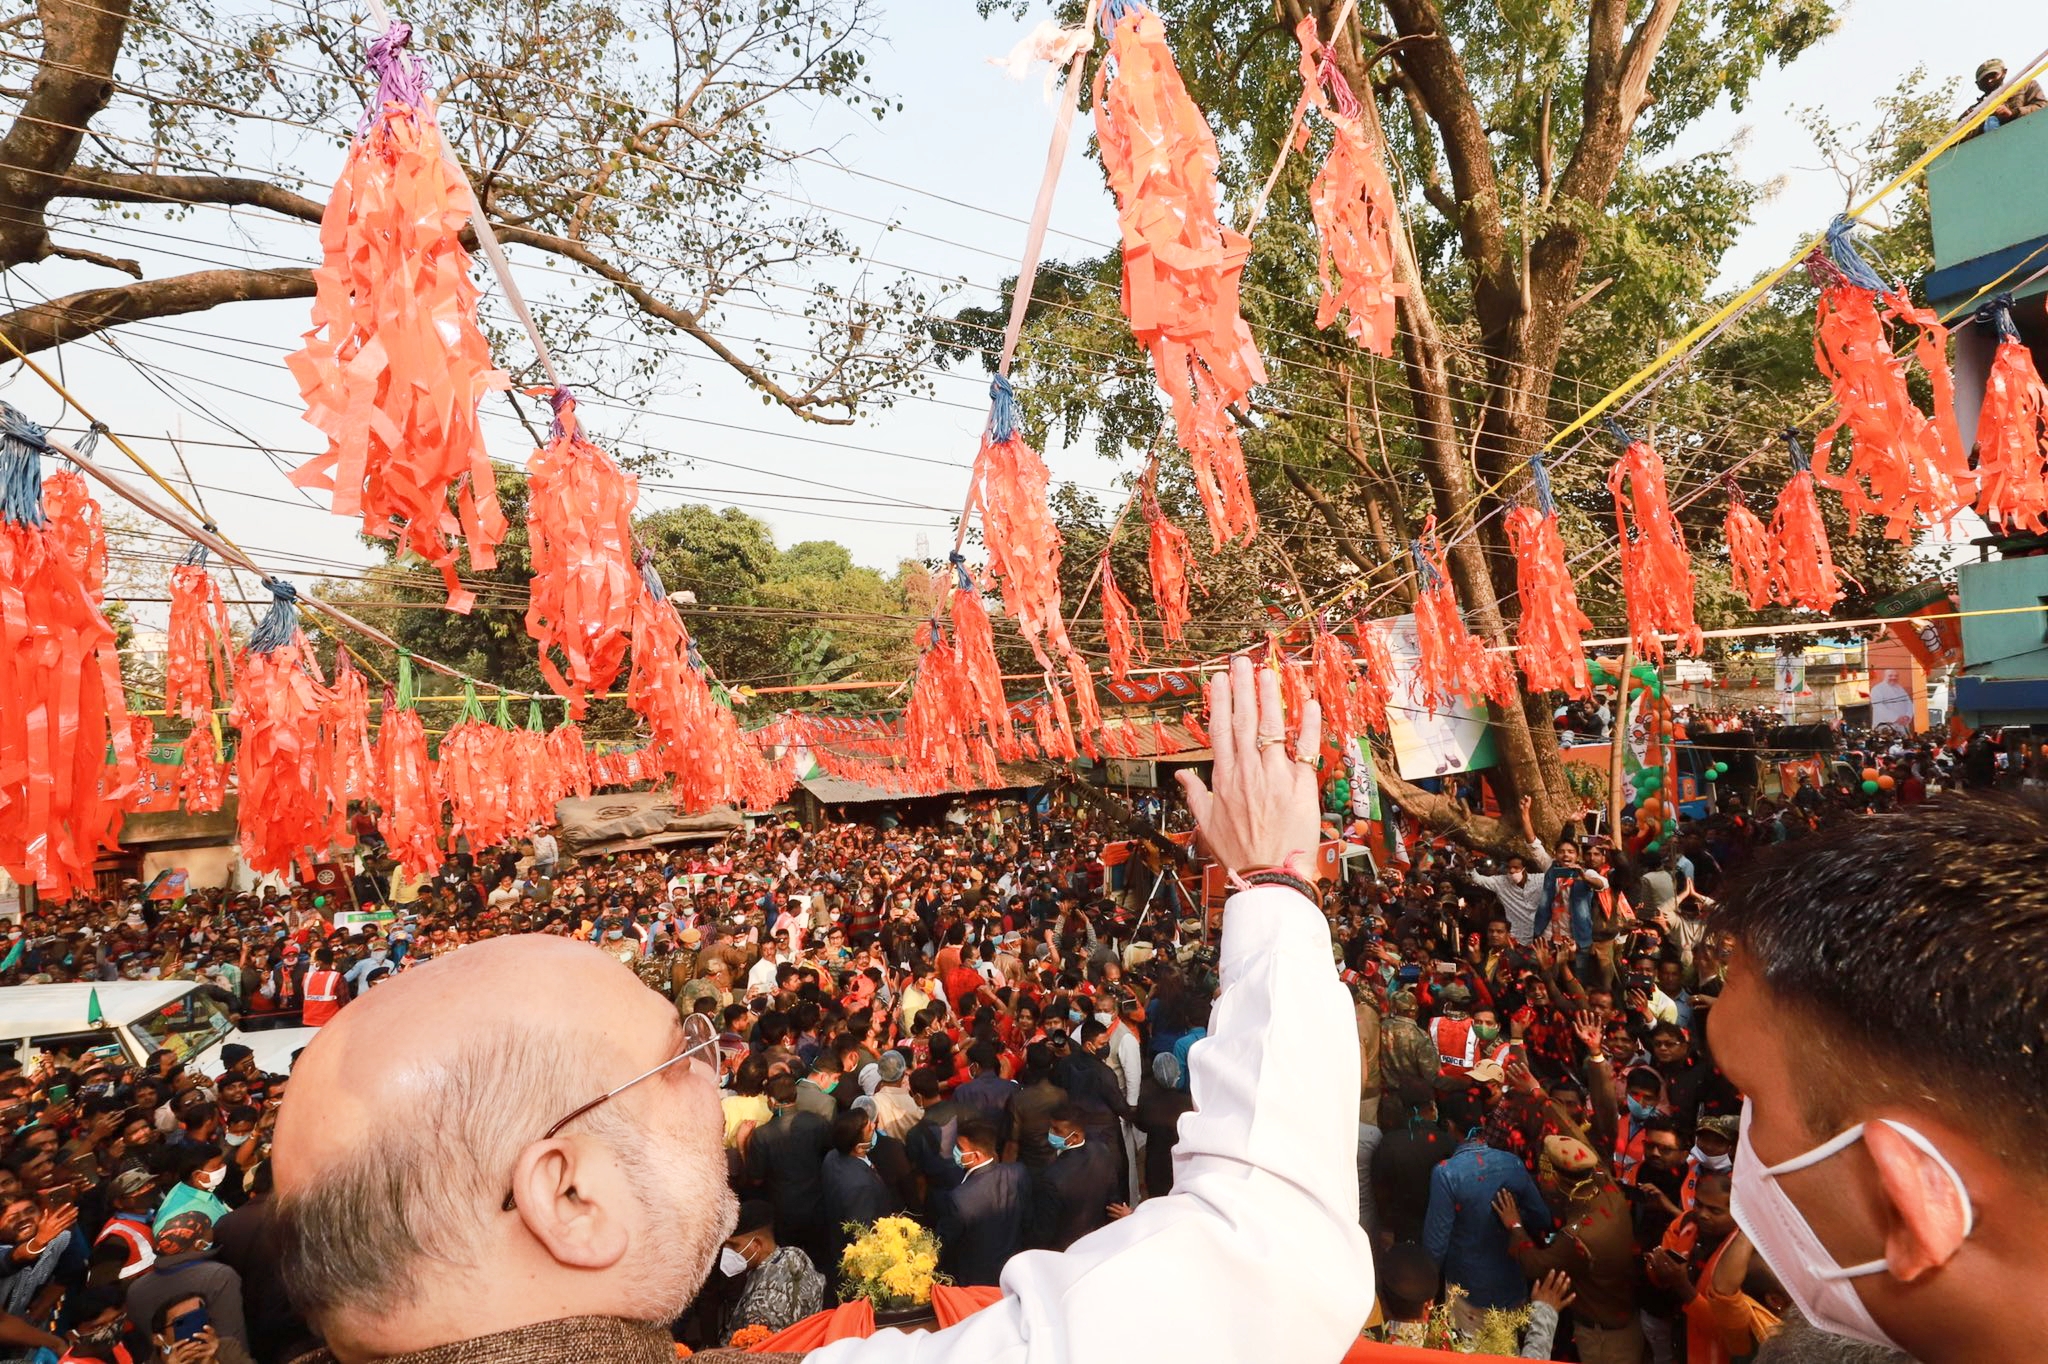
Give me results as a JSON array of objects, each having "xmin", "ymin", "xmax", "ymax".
[
  {"xmin": 303, "ymin": 968, "xmax": 344, "ymax": 1026},
  {"xmin": 94, "ymin": 1215, "xmax": 155, "ymax": 1279},
  {"xmin": 1430, "ymin": 1016, "xmax": 1476, "ymax": 1074}
]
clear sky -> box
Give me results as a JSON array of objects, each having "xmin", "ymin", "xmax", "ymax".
[{"xmin": 9, "ymin": 0, "xmax": 2035, "ymax": 616}]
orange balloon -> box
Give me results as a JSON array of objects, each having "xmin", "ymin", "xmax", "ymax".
[
  {"xmin": 1640, "ymin": 796, "xmax": 1661, "ymax": 817},
  {"xmin": 1861, "ymin": 767, "xmax": 1879, "ymax": 782},
  {"xmin": 1877, "ymin": 774, "xmax": 1896, "ymax": 790}
]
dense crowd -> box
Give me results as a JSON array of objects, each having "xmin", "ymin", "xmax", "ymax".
[{"xmin": 0, "ymin": 718, "xmax": 2031, "ymax": 1361}]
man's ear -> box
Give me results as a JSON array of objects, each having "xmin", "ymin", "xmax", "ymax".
[
  {"xmin": 1864, "ymin": 1121, "xmax": 1971, "ymax": 1281},
  {"xmin": 508, "ymin": 1138, "xmax": 630, "ymax": 1271}
]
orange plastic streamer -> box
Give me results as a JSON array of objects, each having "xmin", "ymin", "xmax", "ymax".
[
  {"xmin": 947, "ymin": 566, "xmax": 1018, "ymax": 761},
  {"xmin": 524, "ymin": 390, "xmax": 640, "ymax": 716},
  {"xmin": 1095, "ymin": 2, "xmax": 1267, "ymax": 549},
  {"xmin": 1607, "ymin": 431, "xmax": 1702, "ymax": 662},
  {"xmin": 0, "ymin": 437, "xmax": 140, "ymax": 900},
  {"xmin": 1973, "ymin": 326, "xmax": 2048, "ymax": 535},
  {"xmin": 969, "ymin": 385, "xmax": 1072, "ymax": 667},
  {"xmin": 1770, "ymin": 469, "xmax": 1845, "ymax": 613},
  {"xmin": 1294, "ymin": 17, "xmax": 1403, "ymax": 357},
  {"xmin": 1502, "ymin": 465, "xmax": 1591, "ymax": 697},
  {"xmin": 230, "ymin": 632, "xmax": 335, "ymax": 878},
  {"xmin": 439, "ymin": 704, "xmax": 514, "ymax": 851},
  {"xmin": 373, "ymin": 695, "xmax": 443, "ymax": 877},
  {"xmin": 1806, "ymin": 243, "xmax": 1971, "ymax": 538},
  {"xmin": 1099, "ymin": 556, "xmax": 1147, "ymax": 685},
  {"xmin": 1350, "ymin": 618, "xmax": 1394, "ymax": 735},
  {"xmin": 286, "ymin": 27, "xmax": 509, "ymax": 612},
  {"xmin": 1409, "ymin": 520, "xmax": 1491, "ymax": 714},
  {"xmin": 164, "ymin": 561, "xmax": 233, "ymax": 723},
  {"xmin": 547, "ymin": 720, "xmax": 592, "ymax": 802},
  {"xmin": 322, "ymin": 656, "xmax": 375, "ymax": 813},
  {"xmin": 1143, "ymin": 475, "xmax": 1197, "ymax": 648},
  {"xmin": 1722, "ymin": 481, "xmax": 1775, "ymax": 612},
  {"xmin": 177, "ymin": 723, "xmax": 226, "ymax": 815}
]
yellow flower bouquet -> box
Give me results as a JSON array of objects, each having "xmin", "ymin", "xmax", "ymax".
[{"xmin": 839, "ymin": 1216, "xmax": 949, "ymax": 1311}]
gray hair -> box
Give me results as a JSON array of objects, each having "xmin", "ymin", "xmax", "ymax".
[
  {"xmin": 275, "ymin": 1026, "xmax": 614, "ymax": 1323},
  {"xmin": 1751, "ymin": 1307, "xmax": 1914, "ymax": 1364}
]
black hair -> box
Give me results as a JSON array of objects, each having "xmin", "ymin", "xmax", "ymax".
[
  {"xmin": 830, "ymin": 1107, "xmax": 872, "ymax": 1156},
  {"xmin": 1377, "ymin": 1242, "xmax": 1439, "ymax": 1320},
  {"xmin": 763, "ymin": 1074, "xmax": 797, "ymax": 1107},
  {"xmin": 956, "ymin": 1114, "xmax": 1000, "ymax": 1155},
  {"xmin": 908, "ymin": 1069, "xmax": 944, "ymax": 1102},
  {"xmin": 732, "ymin": 1198, "xmax": 776, "ymax": 1237},
  {"xmin": 1716, "ymin": 794, "xmax": 2048, "ymax": 1167}
]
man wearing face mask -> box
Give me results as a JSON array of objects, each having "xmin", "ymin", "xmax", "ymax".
[
  {"xmin": 1710, "ymin": 797, "xmax": 2048, "ymax": 1363},
  {"xmin": 1457, "ymin": 797, "xmax": 1551, "ymax": 944},
  {"xmin": 936, "ymin": 1117, "xmax": 1028, "ymax": 1287},
  {"xmin": 1029, "ymin": 1108, "xmax": 1117, "ymax": 1252},
  {"xmin": 153, "ymin": 1150, "xmax": 229, "ymax": 1234},
  {"xmin": 717, "ymin": 1201, "xmax": 822, "ymax": 1346}
]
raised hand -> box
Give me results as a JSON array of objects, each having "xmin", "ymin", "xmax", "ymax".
[{"xmin": 1176, "ymin": 655, "xmax": 1322, "ymax": 881}]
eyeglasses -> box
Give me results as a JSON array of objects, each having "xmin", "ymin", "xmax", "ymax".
[{"xmin": 501, "ymin": 1011, "xmax": 720, "ymax": 1211}]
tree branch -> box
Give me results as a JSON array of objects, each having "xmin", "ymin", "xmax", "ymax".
[
  {"xmin": 1281, "ymin": 462, "xmax": 1380, "ymax": 578},
  {"xmin": 0, "ymin": 266, "xmax": 314, "ymax": 356},
  {"xmin": 44, "ymin": 239, "xmax": 139, "ymax": 276},
  {"xmin": 57, "ymin": 166, "xmax": 326, "ymax": 223},
  {"xmin": 0, "ymin": 0, "xmax": 134, "ymax": 268},
  {"xmin": 1370, "ymin": 747, "xmax": 1526, "ymax": 855}
]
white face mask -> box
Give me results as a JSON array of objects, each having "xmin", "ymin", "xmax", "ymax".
[
  {"xmin": 1730, "ymin": 1098, "xmax": 1972, "ymax": 1352},
  {"xmin": 197, "ymin": 1167, "xmax": 227, "ymax": 1192},
  {"xmin": 224, "ymin": 1132, "xmax": 251, "ymax": 1148},
  {"xmin": 1689, "ymin": 1144, "xmax": 1731, "ymax": 1173},
  {"xmin": 718, "ymin": 1245, "xmax": 750, "ymax": 1278}
]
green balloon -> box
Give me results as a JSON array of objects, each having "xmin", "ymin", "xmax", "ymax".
[
  {"xmin": 312, "ymin": 895, "xmax": 326, "ymax": 908},
  {"xmin": 1664, "ymin": 819, "xmax": 1678, "ymax": 835},
  {"xmin": 1644, "ymin": 839, "xmax": 1662, "ymax": 854},
  {"xmin": 1862, "ymin": 779, "xmax": 1879, "ymax": 794}
]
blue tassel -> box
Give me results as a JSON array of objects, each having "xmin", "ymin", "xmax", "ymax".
[
  {"xmin": 1409, "ymin": 539, "xmax": 1442, "ymax": 590},
  {"xmin": 947, "ymin": 549, "xmax": 972, "ymax": 592},
  {"xmin": 1783, "ymin": 429, "xmax": 1812, "ymax": 475},
  {"xmin": 1978, "ymin": 294, "xmax": 2020, "ymax": 340},
  {"xmin": 1825, "ymin": 217, "xmax": 1891, "ymax": 295},
  {"xmin": 1528, "ymin": 453, "xmax": 1557, "ymax": 518},
  {"xmin": 988, "ymin": 375, "xmax": 1023, "ymax": 445},
  {"xmin": 0, "ymin": 402, "xmax": 49, "ymax": 529},
  {"xmin": 248, "ymin": 578, "xmax": 300, "ymax": 655},
  {"xmin": 636, "ymin": 547, "xmax": 669, "ymax": 604},
  {"xmin": 1098, "ymin": 0, "xmax": 1147, "ymax": 35},
  {"xmin": 1601, "ymin": 415, "xmax": 1635, "ymax": 449}
]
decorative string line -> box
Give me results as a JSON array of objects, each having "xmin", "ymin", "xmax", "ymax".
[
  {"xmin": 953, "ymin": 1, "xmax": 1101, "ymax": 555},
  {"xmin": 47, "ymin": 426, "xmax": 541, "ymax": 700}
]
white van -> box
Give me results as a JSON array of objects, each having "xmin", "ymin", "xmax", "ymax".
[{"xmin": 0, "ymin": 981, "xmax": 309, "ymax": 1076}]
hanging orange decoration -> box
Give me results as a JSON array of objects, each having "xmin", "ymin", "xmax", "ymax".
[
  {"xmin": 547, "ymin": 719, "xmax": 591, "ymax": 801},
  {"xmin": 1606, "ymin": 422, "xmax": 1703, "ymax": 662},
  {"xmin": 164, "ymin": 552, "xmax": 234, "ymax": 723},
  {"xmin": 1409, "ymin": 520, "xmax": 1491, "ymax": 714},
  {"xmin": 1722, "ymin": 475, "xmax": 1776, "ymax": 612},
  {"xmin": 286, "ymin": 23, "xmax": 510, "ymax": 612},
  {"xmin": 524, "ymin": 388, "xmax": 640, "ymax": 717},
  {"xmin": 1769, "ymin": 431, "xmax": 1846, "ymax": 612},
  {"xmin": 177, "ymin": 722, "xmax": 227, "ymax": 816},
  {"xmin": 1806, "ymin": 220, "xmax": 1971, "ymax": 538},
  {"xmin": 0, "ymin": 410, "xmax": 139, "ymax": 900},
  {"xmin": 1066, "ymin": 653, "xmax": 1104, "ymax": 760},
  {"xmin": 438, "ymin": 685, "xmax": 514, "ymax": 851},
  {"xmin": 946, "ymin": 554, "xmax": 1017, "ymax": 760},
  {"xmin": 1294, "ymin": 16, "xmax": 1403, "ymax": 357},
  {"xmin": 229, "ymin": 580, "xmax": 337, "ymax": 878},
  {"xmin": 1099, "ymin": 555, "xmax": 1146, "ymax": 686},
  {"xmin": 968, "ymin": 377, "xmax": 1071, "ymax": 667},
  {"xmin": 1971, "ymin": 297, "xmax": 2048, "ymax": 535},
  {"xmin": 321, "ymin": 654, "xmax": 375, "ymax": 816},
  {"xmin": 374, "ymin": 660, "xmax": 443, "ymax": 877},
  {"xmin": 1094, "ymin": 0, "xmax": 1266, "ymax": 549},
  {"xmin": 1143, "ymin": 473, "xmax": 1197, "ymax": 648},
  {"xmin": 1503, "ymin": 455, "xmax": 1592, "ymax": 696},
  {"xmin": 1350, "ymin": 617, "xmax": 1395, "ymax": 735},
  {"xmin": 1308, "ymin": 625, "xmax": 1362, "ymax": 749}
]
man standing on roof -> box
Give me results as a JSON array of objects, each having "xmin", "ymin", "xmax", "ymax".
[{"xmin": 1966, "ymin": 58, "xmax": 2047, "ymax": 135}]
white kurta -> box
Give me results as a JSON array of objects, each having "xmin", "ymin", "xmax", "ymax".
[{"xmin": 810, "ymin": 884, "xmax": 1375, "ymax": 1364}]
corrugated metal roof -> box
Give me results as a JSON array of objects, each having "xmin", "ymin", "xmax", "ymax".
[{"xmin": 800, "ymin": 764, "xmax": 1044, "ymax": 804}]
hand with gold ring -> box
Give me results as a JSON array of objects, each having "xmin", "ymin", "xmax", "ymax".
[{"xmin": 1176, "ymin": 654, "xmax": 1321, "ymax": 881}]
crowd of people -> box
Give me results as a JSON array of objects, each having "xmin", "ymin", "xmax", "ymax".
[{"xmin": 0, "ymin": 709, "xmax": 2036, "ymax": 1360}]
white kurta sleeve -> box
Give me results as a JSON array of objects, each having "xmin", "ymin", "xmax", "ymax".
[{"xmin": 809, "ymin": 884, "xmax": 1375, "ymax": 1364}]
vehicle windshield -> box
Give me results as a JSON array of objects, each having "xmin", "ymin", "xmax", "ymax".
[{"xmin": 128, "ymin": 990, "xmax": 234, "ymax": 1065}]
